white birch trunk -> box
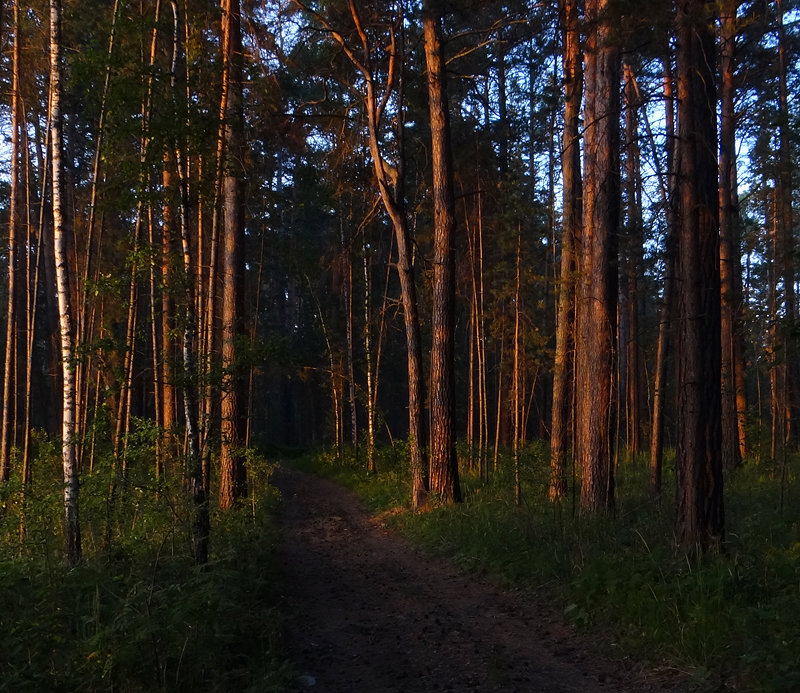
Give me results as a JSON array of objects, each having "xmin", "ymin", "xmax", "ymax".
[{"xmin": 50, "ymin": 0, "xmax": 81, "ymax": 564}]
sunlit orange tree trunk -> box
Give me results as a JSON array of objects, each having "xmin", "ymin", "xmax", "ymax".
[
  {"xmin": 423, "ymin": 0, "xmax": 460, "ymax": 503},
  {"xmin": 549, "ymin": 0, "xmax": 582, "ymax": 501},
  {"xmin": 576, "ymin": 0, "xmax": 619, "ymax": 512},
  {"xmin": 1, "ymin": 0, "xmax": 22, "ymax": 483},
  {"xmin": 218, "ymin": 0, "xmax": 247, "ymax": 509}
]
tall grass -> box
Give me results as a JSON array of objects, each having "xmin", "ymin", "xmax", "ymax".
[
  {"xmin": 0, "ymin": 432, "xmax": 290, "ymax": 692},
  {"xmin": 302, "ymin": 441, "xmax": 800, "ymax": 691}
]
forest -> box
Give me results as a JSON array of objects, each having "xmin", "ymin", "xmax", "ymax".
[{"xmin": 1, "ymin": 0, "xmax": 800, "ymax": 689}]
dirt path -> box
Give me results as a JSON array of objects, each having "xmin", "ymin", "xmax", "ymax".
[{"xmin": 274, "ymin": 466, "xmax": 682, "ymax": 692}]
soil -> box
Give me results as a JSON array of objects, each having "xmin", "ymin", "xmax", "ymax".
[{"xmin": 273, "ymin": 466, "xmax": 686, "ymax": 693}]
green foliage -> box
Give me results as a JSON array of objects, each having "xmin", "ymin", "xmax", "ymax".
[
  {"xmin": 0, "ymin": 440, "xmax": 290, "ymax": 692},
  {"xmin": 303, "ymin": 442, "xmax": 800, "ymax": 691}
]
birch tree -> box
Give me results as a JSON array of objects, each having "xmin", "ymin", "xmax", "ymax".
[{"xmin": 50, "ymin": 0, "xmax": 81, "ymax": 564}]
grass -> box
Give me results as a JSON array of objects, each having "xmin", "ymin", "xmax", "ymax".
[
  {"xmin": 299, "ymin": 441, "xmax": 800, "ymax": 692},
  {"xmin": 0, "ymin": 439, "xmax": 291, "ymax": 692}
]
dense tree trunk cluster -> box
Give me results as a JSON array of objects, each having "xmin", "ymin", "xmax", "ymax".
[{"xmin": 1, "ymin": 0, "xmax": 799, "ymax": 557}]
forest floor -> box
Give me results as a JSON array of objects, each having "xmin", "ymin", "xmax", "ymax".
[{"xmin": 273, "ymin": 465, "xmax": 689, "ymax": 693}]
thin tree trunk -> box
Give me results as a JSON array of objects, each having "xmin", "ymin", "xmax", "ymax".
[
  {"xmin": 22, "ymin": 103, "xmax": 44, "ymax": 487},
  {"xmin": 202, "ymin": 0, "xmax": 232, "ymax": 496},
  {"xmin": 649, "ymin": 55, "xmax": 677, "ymax": 498},
  {"xmin": 719, "ymin": 0, "xmax": 743, "ymax": 469},
  {"xmin": 1, "ymin": 0, "xmax": 22, "ymax": 482},
  {"xmin": 114, "ymin": 0, "xmax": 161, "ymax": 472},
  {"xmin": 77, "ymin": 0, "xmax": 120, "ymax": 470},
  {"xmin": 776, "ymin": 0, "xmax": 795, "ymax": 444},
  {"xmin": 513, "ymin": 234, "xmax": 522, "ymax": 506},
  {"xmin": 622, "ymin": 60, "xmax": 643, "ymax": 459},
  {"xmin": 549, "ymin": 0, "xmax": 581, "ymax": 501},
  {"xmin": 343, "ymin": 225, "xmax": 358, "ymax": 454},
  {"xmin": 363, "ymin": 239, "xmax": 375, "ymax": 473},
  {"xmin": 494, "ymin": 332, "xmax": 504, "ymax": 472},
  {"xmin": 148, "ymin": 203, "xmax": 164, "ymax": 476},
  {"xmin": 167, "ymin": 0, "xmax": 208, "ymax": 562},
  {"xmin": 161, "ymin": 161, "xmax": 177, "ymax": 460},
  {"xmin": 477, "ymin": 191, "xmax": 488, "ymax": 479}
]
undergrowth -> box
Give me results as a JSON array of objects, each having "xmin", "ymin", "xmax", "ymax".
[
  {"xmin": 299, "ymin": 441, "xmax": 800, "ymax": 692},
  {"xmin": 0, "ymin": 434, "xmax": 290, "ymax": 692}
]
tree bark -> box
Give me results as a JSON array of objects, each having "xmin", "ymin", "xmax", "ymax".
[
  {"xmin": 423, "ymin": 0, "xmax": 461, "ymax": 503},
  {"xmin": 576, "ymin": 0, "xmax": 619, "ymax": 513},
  {"xmin": 1, "ymin": 0, "xmax": 22, "ymax": 482},
  {"xmin": 649, "ymin": 55, "xmax": 677, "ymax": 498},
  {"xmin": 775, "ymin": 0, "xmax": 795, "ymax": 445},
  {"xmin": 549, "ymin": 0, "xmax": 581, "ymax": 501},
  {"xmin": 674, "ymin": 0, "xmax": 724, "ymax": 549},
  {"xmin": 622, "ymin": 61, "xmax": 643, "ymax": 459},
  {"xmin": 50, "ymin": 0, "xmax": 81, "ymax": 564},
  {"xmin": 719, "ymin": 0, "xmax": 744, "ymax": 469},
  {"xmin": 218, "ymin": 0, "xmax": 247, "ymax": 510}
]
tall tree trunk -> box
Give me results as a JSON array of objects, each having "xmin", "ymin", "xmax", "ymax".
[
  {"xmin": 161, "ymin": 161, "xmax": 177, "ymax": 460},
  {"xmin": 22, "ymin": 108, "xmax": 43, "ymax": 487},
  {"xmin": 50, "ymin": 0, "xmax": 81, "ymax": 565},
  {"xmin": 167, "ymin": 0, "xmax": 208, "ymax": 561},
  {"xmin": 674, "ymin": 0, "xmax": 724, "ymax": 549},
  {"xmin": 363, "ymin": 240, "xmax": 375, "ymax": 473},
  {"xmin": 513, "ymin": 233, "xmax": 522, "ymax": 506},
  {"xmin": 719, "ymin": 0, "xmax": 744, "ymax": 469},
  {"xmin": 776, "ymin": 0, "xmax": 795, "ymax": 445},
  {"xmin": 218, "ymin": 0, "xmax": 247, "ymax": 509},
  {"xmin": 1, "ymin": 0, "xmax": 22, "ymax": 482},
  {"xmin": 768, "ymin": 190, "xmax": 782, "ymax": 461},
  {"xmin": 622, "ymin": 60, "xmax": 643, "ymax": 459},
  {"xmin": 549, "ymin": 0, "xmax": 581, "ymax": 501},
  {"xmin": 576, "ymin": 0, "xmax": 619, "ymax": 512},
  {"xmin": 649, "ymin": 55, "xmax": 677, "ymax": 498},
  {"xmin": 423, "ymin": 0, "xmax": 461, "ymax": 503},
  {"xmin": 344, "ymin": 229, "xmax": 358, "ymax": 453}
]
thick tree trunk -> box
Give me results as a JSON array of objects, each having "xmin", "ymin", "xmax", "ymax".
[
  {"xmin": 576, "ymin": 0, "xmax": 619, "ymax": 513},
  {"xmin": 549, "ymin": 0, "xmax": 581, "ymax": 501},
  {"xmin": 50, "ymin": 0, "xmax": 81, "ymax": 565},
  {"xmin": 218, "ymin": 0, "xmax": 247, "ymax": 510},
  {"xmin": 423, "ymin": 0, "xmax": 461, "ymax": 503},
  {"xmin": 674, "ymin": 0, "xmax": 724, "ymax": 549}
]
